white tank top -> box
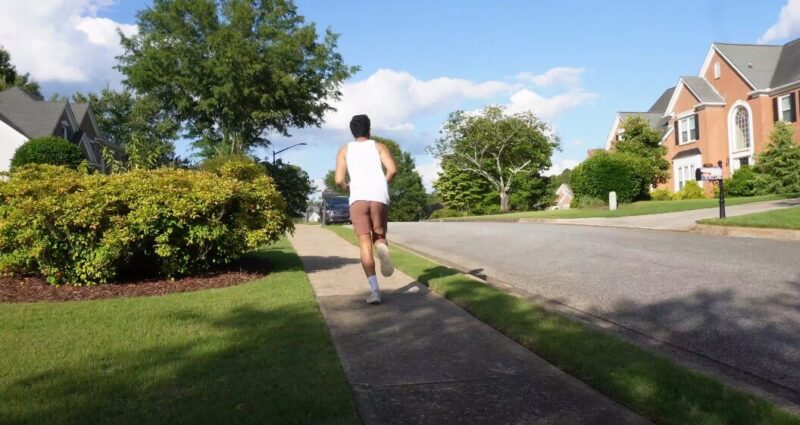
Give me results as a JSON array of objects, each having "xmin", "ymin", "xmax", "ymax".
[{"xmin": 345, "ymin": 140, "xmax": 390, "ymax": 205}]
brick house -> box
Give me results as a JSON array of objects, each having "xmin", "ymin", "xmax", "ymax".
[
  {"xmin": 606, "ymin": 38, "xmax": 800, "ymax": 195},
  {"xmin": 0, "ymin": 87, "xmax": 123, "ymax": 173}
]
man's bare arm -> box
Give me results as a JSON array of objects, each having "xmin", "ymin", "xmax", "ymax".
[
  {"xmin": 377, "ymin": 143, "xmax": 397, "ymax": 183},
  {"xmin": 334, "ymin": 146, "xmax": 348, "ymax": 190}
]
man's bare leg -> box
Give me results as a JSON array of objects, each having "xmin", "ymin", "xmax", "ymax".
[
  {"xmin": 358, "ymin": 234, "xmax": 381, "ymax": 304},
  {"xmin": 373, "ymin": 231, "xmax": 394, "ymax": 277}
]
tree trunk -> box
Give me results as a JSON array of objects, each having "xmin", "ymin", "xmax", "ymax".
[{"xmin": 500, "ymin": 190, "xmax": 509, "ymax": 212}]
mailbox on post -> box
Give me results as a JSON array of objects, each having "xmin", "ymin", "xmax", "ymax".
[{"xmin": 696, "ymin": 160, "xmax": 726, "ymax": 219}]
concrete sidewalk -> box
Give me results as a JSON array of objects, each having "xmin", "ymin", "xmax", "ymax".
[
  {"xmin": 290, "ymin": 225, "xmax": 651, "ymax": 425},
  {"xmin": 532, "ymin": 197, "xmax": 800, "ymax": 231}
]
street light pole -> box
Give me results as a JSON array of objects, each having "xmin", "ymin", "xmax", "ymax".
[{"xmin": 272, "ymin": 142, "xmax": 307, "ymax": 163}]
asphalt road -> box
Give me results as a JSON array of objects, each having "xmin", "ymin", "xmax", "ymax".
[{"xmin": 388, "ymin": 221, "xmax": 800, "ymax": 397}]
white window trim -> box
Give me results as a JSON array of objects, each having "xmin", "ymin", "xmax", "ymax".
[
  {"xmin": 673, "ymin": 155, "xmax": 703, "ymax": 192},
  {"xmin": 677, "ymin": 113, "xmax": 698, "ymax": 145},
  {"xmin": 728, "ymin": 100, "xmax": 755, "ymax": 168},
  {"xmin": 714, "ymin": 62, "xmax": 721, "ymax": 79},
  {"xmin": 778, "ymin": 94, "xmax": 793, "ymax": 122}
]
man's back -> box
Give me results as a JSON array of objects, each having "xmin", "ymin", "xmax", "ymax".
[{"xmin": 345, "ymin": 139, "xmax": 390, "ymax": 205}]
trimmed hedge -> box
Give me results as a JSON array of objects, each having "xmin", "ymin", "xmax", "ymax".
[
  {"xmin": 0, "ymin": 164, "xmax": 293, "ymax": 285},
  {"xmin": 11, "ymin": 137, "xmax": 85, "ymax": 170},
  {"xmin": 569, "ymin": 152, "xmax": 651, "ymax": 203},
  {"xmin": 674, "ymin": 181, "xmax": 705, "ymax": 200}
]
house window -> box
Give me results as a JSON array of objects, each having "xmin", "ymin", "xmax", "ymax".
[
  {"xmin": 62, "ymin": 126, "xmax": 69, "ymax": 140},
  {"xmin": 734, "ymin": 106, "xmax": 751, "ymax": 151},
  {"xmin": 714, "ymin": 62, "xmax": 721, "ymax": 79},
  {"xmin": 779, "ymin": 94, "xmax": 795, "ymax": 122},
  {"xmin": 615, "ymin": 130, "xmax": 624, "ymax": 142},
  {"xmin": 678, "ymin": 115, "xmax": 698, "ymax": 144},
  {"xmin": 674, "ymin": 156, "xmax": 702, "ymax": 191}
]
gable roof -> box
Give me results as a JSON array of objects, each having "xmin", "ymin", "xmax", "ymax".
[
  {"xmin": 647, "ymin": 87, "xmax": 675, "ymax": 113},
  {"xmin": 619, "ymin": 111, "xmax": 667, "ymax": 130},
  {"xmin": 771, "ymin": 38, "xmax": 800, "ymax": 89},
  {"xmin": 0, "ymin": 87, "xmax": 68, "ymax": 138},
  {"xmin": 70, "ymin": 103, "xmax": 90, "ymax": 124},
  {"xmin": 713, "ymin": 43, "xmax": 783, "ymax": 90},
  {"xmin": 680, "ymin": 76, "xmax": 724, "ymax": 104}
]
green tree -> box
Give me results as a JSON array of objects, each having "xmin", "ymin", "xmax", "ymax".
[
  {"xmin": 71, "ymin": 87, "xmax": 180, "ymax": 170},
  {"xmin": 614, "ymin": 115, "xmax": 669, "ymax": 187},
  {"xmin": 324, "ymin": 136, "xmax": 427, "ymax": 221},
  {"xmin": 509, "ymin": 173, "xmax": 553, "ymax": 211},
  {"xmin": 754, "ymin": 121, "xmax": 800, "ymax": 194},
  {"xmin": 428, "ymin": 106, "xmax": 559, "ymax": 212},
  {"xmin": 433, "ymin": 159, "xmax": 497, "ymax": 214},
  {"xmin": 118, "ymin": 0, "xmax": 357, "ymax": 157},
  {"xmin": 324, "ymin": 169, "xmax": 346, "ymax": 195},
  {"xmin": 263, "ymin": 159, "xmax": 315, "ymax": 217},
  {"xmin": 0, "ymin": 46, "xmax": 41, "ymax": 98}
]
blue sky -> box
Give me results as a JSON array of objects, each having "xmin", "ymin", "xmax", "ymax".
[{"xmin": 2, "ymin": 0, "xmax": 799, "ymax": 194}]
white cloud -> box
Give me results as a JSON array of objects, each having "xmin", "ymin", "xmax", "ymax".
[
  {"xmin": 506, "ymin": 89, "xmax": 597, "ymax": 121},
  {"xmin": 324, "ymin": 68, "xmax": 596, "ymax": 133},
  {"xmin": 324, "ymin": 69, "xmax": 514, "ymax": 132},
  {"xmin": 414, "ymin": 159, "xmax": 441, "ymax": 192},
  {"xmin": 0, "ymin": 0, "xmax": 136, "ymax": 84},
  {"xmin": 759, "ymin": 0, "xmax": 800, "ymax": 43},
  {"xmin": 516, "ymin": 67, "xmax": 586, "ymax": 87},
  {"xmin": 543, "ymin": 159, "xmax": 580, "ymax": 177},
  {"xmin": 570, "ymin": 139, "xmax": 585, "ymax": 146}
]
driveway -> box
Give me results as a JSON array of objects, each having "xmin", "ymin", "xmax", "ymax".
[{"xmin": 388, "ymin": 221, "xmax": 800, "ymax": 401}]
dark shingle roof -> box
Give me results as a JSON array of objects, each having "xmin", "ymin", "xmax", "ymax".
[
  {"xmin": 71, "ymin": 103, "xmax": 90, "ymax": 125},
  {"xmin": 648, "ymin": 87, "xmax": 675, "ymax": 113},
  {"xmin": 681, "ymin": 76, "xmax": 724, "ymax": 104},
  {"xmin": 715, "ymin": 43, "xmax": 784, "ymax": 90},
  {"xmin": 0, "ymin": 87, "xmax": 67, "ymax": 138},
  {"xmin": 619, "ymin": 112, "xmax": 666, "ymax": 131},
  {"xmin": 771, "ymin": 38, "xmax": 800, "ymax": 88}
]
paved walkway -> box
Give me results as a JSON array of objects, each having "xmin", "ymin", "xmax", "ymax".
[
  {"xmin": 530, "ymin": 198, "xmax": 800, "ymax": 231},
  {"xmin": 290, "ymin": 225, "xmax": 650, "ymax": 425}
]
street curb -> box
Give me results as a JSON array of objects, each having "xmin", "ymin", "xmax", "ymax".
[{"xmin": 692, "ymin": 224, "xmax": 800, "ymax": 242}]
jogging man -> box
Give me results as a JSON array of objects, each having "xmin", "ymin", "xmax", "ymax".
[{"xmin": 334, "ymin": 114, "xmax": 396, "ymax": 304}]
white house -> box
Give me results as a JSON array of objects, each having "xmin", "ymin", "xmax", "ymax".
[{"xmin": 0, "ymin": 87, "xmax": 123, "ymax": 172}]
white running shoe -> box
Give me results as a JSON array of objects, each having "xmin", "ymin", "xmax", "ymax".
[
  {"xmin": 366, "ymin": 290, "xmax": 382, "ymax": 305},
  {"xmin": 375, "ymin": 243, "xmax": 395, "ymax": 277}
]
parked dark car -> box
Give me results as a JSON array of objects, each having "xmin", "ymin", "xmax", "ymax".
[{"xmin": 324, "ymin": 196, "xmax": 351, "ymax": 225}]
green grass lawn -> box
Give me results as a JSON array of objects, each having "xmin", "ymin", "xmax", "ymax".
[
  {"xmin": 327, "ymin": 226, "xmax": 800, "ymax": 425},
  {"xmin": 442, "ymin": 194, "xmax": 792, "ymax": 221},
  {"xmin": 699, "ymin": 206, "xmax": 800, "ymax": 230},
  {"xmin": 0, "ymin": 238, "xmax": 358, "ymax": 425}
]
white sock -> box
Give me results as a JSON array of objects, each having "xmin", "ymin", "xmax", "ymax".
[{"xmin": 367, "ymin": 275, "xmax": 380, "ymax": 293}]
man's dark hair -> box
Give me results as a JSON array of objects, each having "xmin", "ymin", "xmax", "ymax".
[{"xmin": 350, "ymin": 114, "xmax": 371, "ymax": 138}]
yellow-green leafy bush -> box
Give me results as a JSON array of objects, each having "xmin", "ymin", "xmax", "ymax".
[{"xmin": 0, "ymin": 164, "xmax": 292, "ymax": 285}]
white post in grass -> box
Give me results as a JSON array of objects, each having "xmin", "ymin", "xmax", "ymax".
[{"xmin": 609, "ymin": 191, "xmax": 617, "ymax": 211}]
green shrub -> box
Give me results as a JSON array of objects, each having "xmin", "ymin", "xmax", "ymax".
[
  {"xmin": 650, "ymin": 188, "xmax": 674, "ymax": 201},
  {"xmin": 429, "ymin": 208, "xmax": 465, "ymax": 219},
  {"xmin": 569, "ymin": 151, "xmax": 650, "ymax": 203},
  {"xmin": 570, "ymin": 196, "xmax": 607, "ymax": 209},
  {"xmin": 674, "ymin": 181, "xmax": 705, "ymax": 200},
  {"xmin": 11, "ymin": 137, "xmax": 85, "ymax": 170},
  {"xmin": 0, "ymin": 165, "xmax": 293, "ymax": 285},
  {"xmin": 723, "ymin": 166, "xmax": 758, "ymax": 197}
]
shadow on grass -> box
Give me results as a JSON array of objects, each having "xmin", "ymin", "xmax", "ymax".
[
  {"xmin": 424, "ymin": 268, "xmax": 800, "ymax": 425},
  {"xmin": 0, "ymin": 244, "xmax": 358, "ymax": 425},
  {"xmin": 2, "ymin": 302, "xmax": 358, "ymax": 425}
]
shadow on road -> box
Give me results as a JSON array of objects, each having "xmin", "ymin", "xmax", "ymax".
[{"xmin": 589, "ymin": 278, "xmax": 800, "ymax": 403}]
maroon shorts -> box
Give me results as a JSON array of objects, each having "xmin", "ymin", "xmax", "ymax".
[{"xmin": 349, "ymin": 201, "xmax": 389, "ymax": 236}]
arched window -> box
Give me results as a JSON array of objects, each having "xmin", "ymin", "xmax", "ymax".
[{"xmin": 734, "ymin": 106, "xmax": 751, "ymax": 151}]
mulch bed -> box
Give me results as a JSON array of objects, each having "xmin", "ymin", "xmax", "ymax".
[{"xmin": 0, "ymin": 258, "xmax": 271, "ymax": 303}]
